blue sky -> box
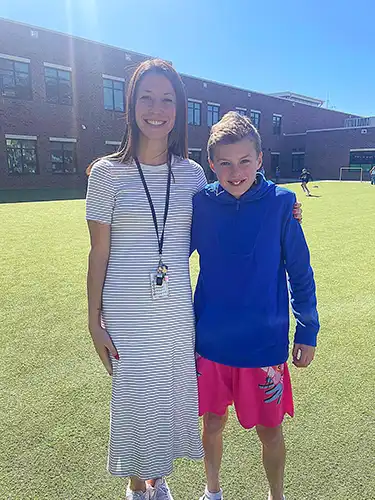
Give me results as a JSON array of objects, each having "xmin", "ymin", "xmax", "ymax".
[{"xmin": 1, "ymin": 0, "xmax": 374, "ymax": 116}]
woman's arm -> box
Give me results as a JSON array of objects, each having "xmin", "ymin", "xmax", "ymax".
[
  {"xmin": 87, "ymin": 221, "xmax": 110, "ymax": 325},
  {"xmin": 87, "ymin": 220, "xmax": 118, "ymax": 375}
]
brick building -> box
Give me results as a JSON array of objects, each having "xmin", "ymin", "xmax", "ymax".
[{"xmin": 1, "ymin": 17, "xmax": 374, "ymax": 193}]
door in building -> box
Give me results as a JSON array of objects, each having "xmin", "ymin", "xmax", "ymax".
[{"xmin": 271, "ymin": 153, "xmax": 280, "ymax": 175}]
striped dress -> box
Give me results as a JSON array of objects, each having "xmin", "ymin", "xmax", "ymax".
[{"xmin": 86, "ymin": 155, "xmax": 207, "ymax": 479}]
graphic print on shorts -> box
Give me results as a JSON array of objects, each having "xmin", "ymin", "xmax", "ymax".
[{"xmin": 259, "ymin": 365, "xmax": 284, "ymax": 404}]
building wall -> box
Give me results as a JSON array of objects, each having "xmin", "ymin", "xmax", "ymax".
[
  {"xmin": 183, "ymin": 74, "xmax": 352, "ymax": 178},
  {"xmin": 0, "ymin": 17, "xmax": 364, "ymax": 190},
  {"xmin": 305, "ymin": 127, "xmax": 375, "ymax": 179},
  {"xmin": 280, "ymin": 133, "xmax": 307, "ymax": 178},
  {"xmin": 0, "ymin": 19, "xmax": 146, "ymax": 190},
  {"xmin": 281, "ymin": 128, "xmax": 375, "ymax": 180}
]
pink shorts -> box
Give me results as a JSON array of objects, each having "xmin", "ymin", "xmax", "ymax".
[{"xmin": 197, "ymin": 356, "xmax": 294, "ymax": 429}]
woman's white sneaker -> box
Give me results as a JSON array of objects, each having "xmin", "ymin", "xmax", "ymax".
[
  {"xmin": 126, "ymin": 485, "xmax": 151, "ymax": 500},
  {"xmin": 152, "ymin": 478, "xmax": 174, "ymax": 500}
]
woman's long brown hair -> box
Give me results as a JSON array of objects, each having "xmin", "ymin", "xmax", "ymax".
[{"xmin": 87, "ymin": 59, "xmax": 188, "ymax": 174}]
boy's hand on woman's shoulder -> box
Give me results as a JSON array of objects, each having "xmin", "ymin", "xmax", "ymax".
[
  {"xmin": 292, "ymin": 343, "xmax": 315, "ymax": 368},
  {"xmin": 293, "ymin": 202, "xmax": 303, "ymax": 224}
]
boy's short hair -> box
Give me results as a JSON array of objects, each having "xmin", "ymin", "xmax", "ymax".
[{"xmin": 207, "ymin": 111, "xmax": 262, "ymax": 161}]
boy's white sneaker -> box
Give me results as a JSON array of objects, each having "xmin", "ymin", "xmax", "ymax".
[{"xmin": 199, "ymin": 486, "xmax": 223, "ymax": 500}]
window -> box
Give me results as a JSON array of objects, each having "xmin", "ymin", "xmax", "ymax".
[
  {"xmin": 273, "ymin": 114, "xmax": 282, "ymax": 135},
  {"xmin": 250, "ymin": 110, "xmax": 261, "ymax": 129},
  {"xmin": 236, "ymin": 108, "xmax": 247, "ymax": 116},
  {"xmin": 6, "ymin": 138, "xmax": 38, "ymax": 174},
  {"xmin": 103, "ymin": 77, "xmax": 125, "ymax": 112},
  {"xmin": 44, "ymin": 66, "xmax": 72, "ymax": 105},
  {"xmin": 292, "ymin": 153, "xmax": 305, "ymax": 173},
  {"xmin": 188, "ymin": 149, "xmax": 202, "ymax": 164},
  {"xmin": 188, "ymin": 100, "xmax": 201, "ymax": 126},
  {"xmin": 0, "ymin": 57, "xmax": 31, "ymax": 99},
  {"xmin": 105, "ymin": 141, "xmax": 121, "ymax": 154},
  {"xmin": 350, "ymin": 150, "xmax": 375, "ymax": 166},
  {"xmin": 207, "ymin": 103, "xmax": 220, "ymax": 127},
  {"xmin": 50, "ymin": 141, "xmax": 76, "ymax": 174}
]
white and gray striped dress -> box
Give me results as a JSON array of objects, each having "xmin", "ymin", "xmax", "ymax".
[{"xmin": 86, "ymin": 155, "xmax": 207, "ymax": 479}]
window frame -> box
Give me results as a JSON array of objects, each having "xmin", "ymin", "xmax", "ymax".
[
  {"xmin": 188, "ymin": 149, "xmax": 202, "ymax": 164},
  {"xmin": 103, "ymin": 75, "xmax": 125, "ymax": 112},
  {"xmin": 105, "ymin": 140, "xmax": 121, "ymax": 154},
  {"xmin": 6, "ymin": 136, "xmax": 38, "ymax": 175},
  {"xmin": 292, "ymin": 152, "xmax": 305, "ymax": 173},
  {"xmin": 273, "ymin": 114, "xmax": 282, "ymax": 135},
  {"xmin": 49, "ymin": 139, "xmax": 77, "ymax": 174},
  {"xmin": 188, "ymin": 99, "xmax": 202, "ymax": 126},
  {"xmin": 349, "ymin": 150, "xmax": 375, "ymax": 166},
  {"xmin": 236, "ymin": 107, "xmax": 247, "ymax": 117},
  {"xmin": 250, "ymin": 110, "xmax": 261, "ymax": 130},
  {"xmin": 0, "ymin": 55, "xmax": 32, "ymax": 100},
  {"xmin": 207, "ymin": 103, "xmax": 220, "ymax": 127},
  {"xmin": 44, "ymin": 64, "xmax": 73, "ymax": 105}
]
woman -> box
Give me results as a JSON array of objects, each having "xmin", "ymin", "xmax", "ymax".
[{"xmin": 86, "ymin": 59, "xmax": 302, "ymax": 500}]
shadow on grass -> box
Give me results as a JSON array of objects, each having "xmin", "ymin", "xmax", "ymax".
[{"xmin": 0, "ymin": 189, "xmax": 86, "ymax": 204}]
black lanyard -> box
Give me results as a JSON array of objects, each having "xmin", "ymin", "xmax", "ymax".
[{"xmin": 134, "ymin": 156, "xmax": 172, "ymax": 259}]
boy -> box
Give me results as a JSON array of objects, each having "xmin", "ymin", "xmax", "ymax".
[
  {"xmin": 300, "ymin": 168, "xmax": 313, "ymax": 196},
  {"xmin": 191, "ymin": 112, "xmax": 320, "ymax": 500}
]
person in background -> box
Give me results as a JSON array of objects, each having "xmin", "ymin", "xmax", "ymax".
[
  {"xmin": 369, "ymin": 165, "xmax": 375, "ymax": 185},
  {"xmin": 275, "ymin": 165, "xmax": 281, "ymax": 184},
  {"xmin": 300, "ymin": 168, "xmax": 313, "ymax": 196}
]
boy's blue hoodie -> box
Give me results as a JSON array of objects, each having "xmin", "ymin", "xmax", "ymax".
[{"xmin": 191, "ymin": 174, "xmax": 320, "ymax": 368}]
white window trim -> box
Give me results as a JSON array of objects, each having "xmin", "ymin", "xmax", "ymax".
[
  {"xmin": 102, "ymin": 74, "xmax": 125, "ymax": 82},
  {"xmin": 350, "ymin": 148, "xmax": 375, "ymax": 152},
  {"xmin": 189, "ymin": 148, "xmax": 202, "ymax": 152},
  {"xmin": 284, "ymin": 132, "xmax": 306, "ymax": 137},
  {"xmin": 208, "ymin": 102, "xmax": 220, "ymax": 107},
  {"xmin": 188, "ymin": 98, "xmax": 203, "ymax": 104},
  {"xmin": 5, "ymin": 134, "xmax": 37, "ymax": 140},
  {"xmin": 292, "ymin": 152, "xmax": 305, "ymax": 155},
  {"xmin": 236, "ymin": 107, "xmax": 247, "ymax": 112},
  {"xmin": 105, "ymin": 140, "xmax": 121, "ymax": 146},
  {"xmin": 273, "ymin": 113, "xmax": 283, "ymax": 118},
  {"xmin": 49, "ymin": 137, "xmax": 77, "ymax": 143},
  {"xmin": 271, "ymin": 152, "xmax": 280, "ymax": 155},
  {"xmin": 250, "ymin": 109, "xmax": 261, "ymax": 114},
  {"xmin": 44, "ymin": 62, "xmax": 72, "ymax": 72},
  {"xmin": 0, "ymin": 53, "xmax": 30, "ymax": 64}
]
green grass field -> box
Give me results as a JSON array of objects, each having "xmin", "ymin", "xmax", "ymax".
[{"xmin": 1, "ymin": 182, "xmax": 374, "ymax": 500}]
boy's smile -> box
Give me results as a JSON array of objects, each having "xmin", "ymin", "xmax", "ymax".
[{"xmin": 210, "ymin": 138, "xmax": 263, "ymax": 199}]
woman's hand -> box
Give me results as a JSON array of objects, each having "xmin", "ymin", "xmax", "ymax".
[
  {"xmin": 293, "ymin": 202, "xmax": 302, "ymax": 223},
  {"xmin": 89, "ymin": 323, "xmax": 119, "ymax": 376}
]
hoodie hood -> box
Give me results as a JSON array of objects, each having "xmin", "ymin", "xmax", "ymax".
[{"xmin": 204, "ymin": 172, "xmax": 275, "ymax": 205}]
